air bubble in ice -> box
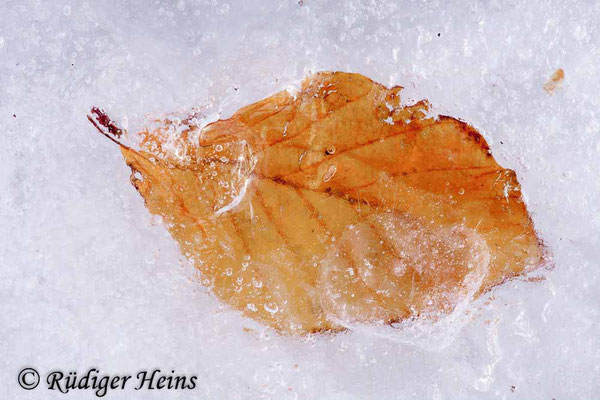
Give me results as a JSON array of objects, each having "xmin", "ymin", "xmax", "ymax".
[
  {"xmin": 264, "ymin": 302, "xmax": 279, "ymax": 315},
  {"xmin": 323, "ymin": 164, "xmax": 337, "ymax": 182}
]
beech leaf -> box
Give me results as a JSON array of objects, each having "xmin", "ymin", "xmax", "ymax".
[{"xmin": 89, "ymin": 72, "xmax": 546, "ymax": 335}]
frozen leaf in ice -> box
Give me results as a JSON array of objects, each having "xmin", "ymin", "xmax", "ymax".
[{"xmin": 89, "ymin": 72, "xmax": 545, "ymax": 335}]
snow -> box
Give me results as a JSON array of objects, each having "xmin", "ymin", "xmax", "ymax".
[{"xmin": 1, "ymin": 0, "xmax": 599, "ymax": 399}]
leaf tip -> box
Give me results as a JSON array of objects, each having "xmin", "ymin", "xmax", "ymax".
[{"xmin": 88, "ymin": 106, "xmax": 132, "ymax": 149}]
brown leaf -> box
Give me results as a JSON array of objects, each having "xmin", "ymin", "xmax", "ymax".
[{"xmin": 89, "ymin": 72, "xmax": 546, "ymax": 335}]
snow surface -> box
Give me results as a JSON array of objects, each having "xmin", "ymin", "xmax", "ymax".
[{"xmin": 1, "ymin": 0, "xmax": 599, "ymax": 399}]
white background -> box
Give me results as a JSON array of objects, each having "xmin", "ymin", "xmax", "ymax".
[{"xmin": 1, "ymin": 0, "xmax": 599, "ymax": 398}]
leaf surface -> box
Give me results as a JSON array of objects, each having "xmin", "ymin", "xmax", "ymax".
[{"xmin": 90, "ymin": 72, "xmax": 545, "ymax": 334}]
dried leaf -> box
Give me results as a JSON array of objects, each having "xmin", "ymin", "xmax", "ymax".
[{"xmin": 89, "ymin": 72, "xmax": 545, "ymax": 334}]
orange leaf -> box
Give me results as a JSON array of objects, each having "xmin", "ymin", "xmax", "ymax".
[{"xmin": 89, "ymin": 72, "xmax": 546, "ymax": 335}]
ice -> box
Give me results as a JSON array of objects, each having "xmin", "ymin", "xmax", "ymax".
[{"xmin": 1, "ymin": 0, "xmax": 599, "ymax": 399}]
